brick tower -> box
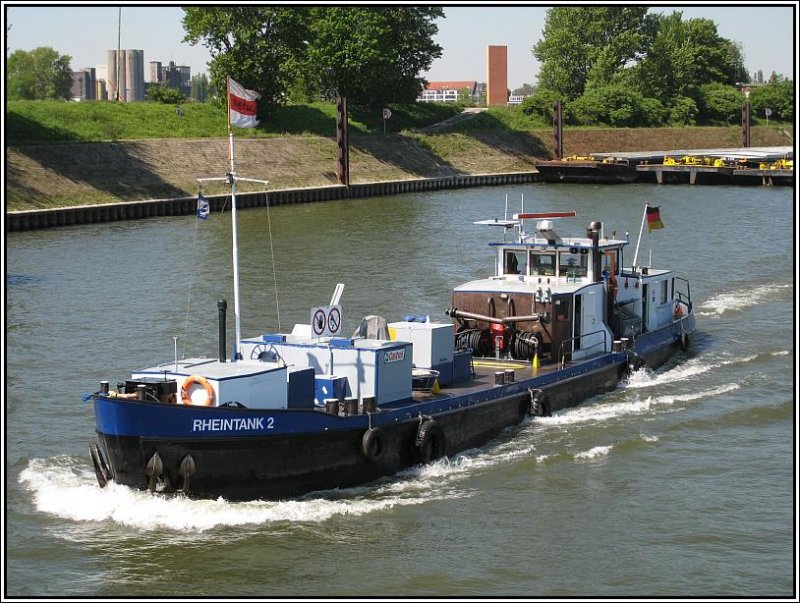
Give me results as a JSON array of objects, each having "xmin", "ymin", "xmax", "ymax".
[{"xmin": 486, "ymin": 45, "xmax": 508, "ymax": 106}]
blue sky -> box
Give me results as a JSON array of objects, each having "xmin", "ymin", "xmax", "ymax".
[{"xmin": 5, "ymin": 3, "xmax": 797, "ymax": 89}]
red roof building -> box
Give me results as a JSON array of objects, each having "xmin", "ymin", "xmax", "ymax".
[{"xmin": 418, "ymin": 81, "xmax": 478, "ymax": 103}]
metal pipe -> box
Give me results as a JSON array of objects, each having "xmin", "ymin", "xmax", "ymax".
[{"xmin": 445, "ymin": 307, "xmax": 542, "ymax": 325}]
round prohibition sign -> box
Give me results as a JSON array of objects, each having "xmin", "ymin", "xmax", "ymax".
[
  {"xmin": 327, "ymin": 307, "xmax": 341, "ymax": 335},
  {"xmin": 312, "ymin": 308, "xmax": 327, "ymax": 336}
]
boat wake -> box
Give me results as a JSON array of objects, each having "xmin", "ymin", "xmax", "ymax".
[
  {"xmin": 625, "ymin": 346, "xmax": 790, "ymax": 390},
  {"xmin": 539, "ymin": 382, "xmax": 739, "ymax": 428},
  {"xmin": 696, "ymin": 283, "xmax": 790, "ymax": 316},
  {"xmin": 17, "ymin": 456, "xmax": 470, "ymax": 533}
]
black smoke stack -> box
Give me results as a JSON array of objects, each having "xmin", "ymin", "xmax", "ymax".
[
  {"xmin": 218, "ymin": 299, "xmax": 227, "ymax": 363},
  {"xmin": 588, "ymin": 221, "xmax": 602, "ymax": 282}
]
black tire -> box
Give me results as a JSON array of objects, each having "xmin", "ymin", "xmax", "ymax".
[
  {"xmin": 679, "ymin": 332, "xmax": 689, "ymax": 352},
  {"xmin": 628, "ymin": 354, "xmax": 646, "ymax": 374},
  {"xmin": 529, "ymin": 389, "xmax": 552, "ymax": 417},
  {"xmin": 361, "ymin": 427, "xmax": 387, "ymax": 464},
  {"xmin": 415, "ymin": 420, "xmax": 446, "ymax": 464}
]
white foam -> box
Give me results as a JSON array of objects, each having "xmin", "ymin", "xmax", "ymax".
[
  {"xmin": 574, "ymin": 445, "xmax": 613, "ymax": 460},
  {"xmin": 18, "ymin": 457, "xmax": 457, "ymax": 533},
  {"xmin": 624, "ymin": 354, "xmax": 759, "ymax": 390},
  {"xmin": 697, "ymin": 283, "xmax": 790, "ymax": 317},
  {"xmin": 541, "ymin": 383, "xmax": 740, "ymax": 427}
]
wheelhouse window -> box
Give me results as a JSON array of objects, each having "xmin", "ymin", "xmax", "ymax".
[
  {"xmin": 530, "ymin": 252, "xmax": 556, "ymax": 276},
  {"xmin": 660, "ymin": 280, "xmax": 669, "ymax": 304},
  {"xmin": 558, "ymin": 251, "xmax": 588, "ymax": 277},
  {"xmin": 601, "ymin": 249, "xmax": 619, "ymax": 276},
  {"xmin": 503, "ymin": 250, "xmax": 527, "ymax": 275}
]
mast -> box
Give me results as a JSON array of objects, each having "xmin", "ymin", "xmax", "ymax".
[
  {"xmin": 197, "ymin": 76, "xmax": 267, "ymax": 361},
  {"xmin": 631, "ymin": 202, "xmax": 648, "ymax": 271},
  {"xmin": 227, "ymin": 90, "xmax": 243, "ymax": 360}
]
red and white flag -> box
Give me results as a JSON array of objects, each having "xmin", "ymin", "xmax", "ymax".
[{"xmin": 228, "ymin": 77, "xmax": 260, "ymax": 128}]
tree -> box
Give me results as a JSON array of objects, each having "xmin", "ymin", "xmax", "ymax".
[
  {"xmin": 147, "ymin": 82, "xmax": 185, "ymax": 104},
  {"xmin": 749, "ymin": 78, "xmax": 794, "ymax": 122},
  {"xmin": 570, "ymin": 83, "xmax": 665, "ymax": 127},
  {"xmin": 633, "ymin": 12, "xmax": 747, "ymax": 105},
  {"xmin": 512, "ymin": 83, "xmax": 536, "ymax": 96},
  {"xmin": 304, "ymin": 7, "xmax": 444, "ymax": 108},
  {"xmin": 190, "ymin": 73, "xmax": 210, "ymax": 102},
  {"xmin": 532, "ymin": 7, "xmax": 656, "ymax": 100},
  {"xmin": 182, "ymin": 7, "xmax": 311, "ymax": 114},
  {"xmin": 696, "ymin": 83, "xmax": 743, "ymax": 124},
  {"xmin": 7, "ymin": 46, "xmax": 73, "ymax": 100}
]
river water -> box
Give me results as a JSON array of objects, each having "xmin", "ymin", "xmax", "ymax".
[{"xmin": 5, "ymin": 182, "xmax": 795, "ymax": 598}]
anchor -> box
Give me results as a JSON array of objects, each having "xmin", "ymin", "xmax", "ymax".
[
  {"xmin": 178, "ymin": 454, "xmax": 196, "ymax": 493},
  {"xmin": 145, "ymin": 451, "xmax": 163, "ymax": 492},
  {"xmin": 89, "ymin": 444, "xmax": 113, "ymax": 488}
]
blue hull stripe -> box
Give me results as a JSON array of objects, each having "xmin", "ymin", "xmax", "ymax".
[{"xmin": 94, "ymin": 353, "xmax": 628, "ymax": 439}]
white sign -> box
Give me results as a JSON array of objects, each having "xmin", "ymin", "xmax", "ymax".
[
  {"xmin": 384, "ymin": 349, "xmax": 406, "ymax": 363},
  {"xmin": 382, "ymin": 108, "xmax": 392, "ymax": 120},
  {"xmin": 310, "ymin": 305, "xmax": 343, "ymax": 337}
]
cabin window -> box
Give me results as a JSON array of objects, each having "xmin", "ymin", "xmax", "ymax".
[
  {"xmin": 530, "ymin": 252, "xmax": 556, "ymax": 276},
  {"xmin": 601, "ymin": 250, "xmax": 619, "ymax": 276},
  {"xmin": 558, "ymin": 252, "xmax": 588, "ymax": 277},
  {"xmin": 660, "ymin": 280, "xmax": 668, "ymax": 304},
  {"xmin": 504, "ymin": 250, "xmax": 527, "ymax": 275}
]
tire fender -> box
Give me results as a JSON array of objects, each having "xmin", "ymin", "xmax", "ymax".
[
  {"xmin": 361, "ymin": 427, "xmax": 387, "ymax": 464},
  {"xmin": 415, "ymin": 420, "xmax": 446, "ymax": 464}
]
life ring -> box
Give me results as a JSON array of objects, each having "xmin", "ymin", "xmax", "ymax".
[
  {"xmin": 415, "ymin": 420, "xmax": 446, "ymax": 464},
  {"xmin": 674, "ymin": 302, "xmax": 683, "ymax": 317},
  {"xmin": 180, "ymin": 375, "xmax": 215, "ymax": 406},
  {"xmin": 361, "ymin": 427, "xmax": 387, "ymax": 464}
]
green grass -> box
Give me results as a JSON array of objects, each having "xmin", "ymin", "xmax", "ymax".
[{"xmin": 6, "ymin": 100, "xmax": 463, "ymax": 145}]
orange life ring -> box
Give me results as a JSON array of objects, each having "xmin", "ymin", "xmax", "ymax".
[
  {"xmin": 674, "ymin": 302, "xmax": 683, "ymax": 317},
  {"xmin": 181, "ymin": 375, "xmax": 215, "ymax": 406}
]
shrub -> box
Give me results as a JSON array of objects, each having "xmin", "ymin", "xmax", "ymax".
[
  {"xmin": 571, "ymin": 84, "xmax": 665, "ymax": 127},
  {"xmin": 667, "ymin": 96, "xmax": 699, "ymax": 126},
  {"xmin": 748, "ymin": 79, "xmax": 794, "ymax": 122},
  {"xmin": 696, "ymin": 83, "xmax": 743, "ymax": 124}
]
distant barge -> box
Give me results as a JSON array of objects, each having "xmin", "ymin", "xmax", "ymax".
[{"xmin": 535, "ymin": 147, "xmax": 793, "ymax": 186}]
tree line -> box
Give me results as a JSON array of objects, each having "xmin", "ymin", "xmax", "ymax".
[
  {"xmin": 523, "ymin": 7, "xmax": 794, "ymax": 125},
  {"xmin": 6, "ymin": 7, "xmax": 793, "ymax": 126},
  {"xmin": 181, "ymin": 6, "xmax": 444, "ymax": 115}
]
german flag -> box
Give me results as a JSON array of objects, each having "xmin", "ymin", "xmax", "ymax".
[{"xmin": 647, "ymin": 205, "xmax": 664, "ymax": 231}]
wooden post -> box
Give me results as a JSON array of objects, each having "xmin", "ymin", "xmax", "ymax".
[
  {"xmin": 741, "ymin": 101, "xmax": 751, "ymax": 148},
  {"xmin": 553, "ymin": 100, "xmax": 563, "ymax": 159},
  {"xmin": 335, "ymin": 96, "xmax": 350, "ymax": 186}
]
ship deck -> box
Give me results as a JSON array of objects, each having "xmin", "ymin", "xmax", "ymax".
[{"xmin": 411, "ymin": 356, "xmax": 565, "ymax": 402}]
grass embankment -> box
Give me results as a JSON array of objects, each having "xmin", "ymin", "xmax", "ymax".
[{"xmin": 6, "ymin": 101, "xmax": 793, "ymax": 211}]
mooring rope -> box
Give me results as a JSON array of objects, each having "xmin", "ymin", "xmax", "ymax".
[
  {"xmin": 181, "ymin": 208, "xmax": 203, "ymax": 360},
  {"xmin": 264, "ymin": 190, "xmax": 282, "ymax": 332}
]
